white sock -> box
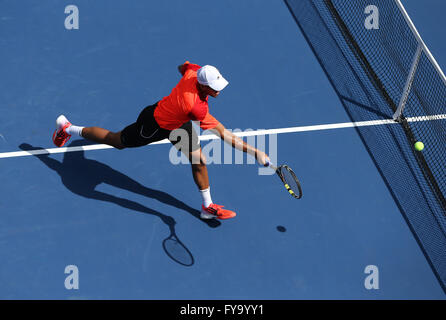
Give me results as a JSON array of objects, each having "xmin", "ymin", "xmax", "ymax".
[
  {"xmin": 56, "ymin": 115, "xmax": 84, "ymax": 137},
  {"xmin": 66, "ymin": 125, "xmax": 84, "ymax": 137},
  {"xmin": 199, "ymin": 187, "xmax": 213, "ymax": 208}
]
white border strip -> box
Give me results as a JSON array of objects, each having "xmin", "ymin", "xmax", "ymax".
[
  {"xmin": 395, "ymin": 0, "xmax": 446, "ymax": 86},
  {"xmin": 1, "ymin": 114, "xmax": 445, "ymax": 160}
]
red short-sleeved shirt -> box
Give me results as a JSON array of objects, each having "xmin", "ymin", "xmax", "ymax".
[{"xmin": 154, "ymin": 62, "xmax": 220, "ymax": 131}]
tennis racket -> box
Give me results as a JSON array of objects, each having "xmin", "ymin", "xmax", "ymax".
[{"xmin": 265, "ymin": 161, "xmax": 303, "ymax": 199}]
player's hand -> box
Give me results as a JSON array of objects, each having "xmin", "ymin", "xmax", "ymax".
[{"xmin": 255, "ymin": 150, "xmax": 270, "ymax": 167}]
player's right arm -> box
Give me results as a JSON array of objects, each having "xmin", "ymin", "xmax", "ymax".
[{"xmin": 211, "ymin": 122, "xmax": 270, "ymax": 166}]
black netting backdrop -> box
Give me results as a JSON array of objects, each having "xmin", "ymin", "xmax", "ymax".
[{"xmin": 284, "ymin": 0, "xmax": 446, "ymax": 292}]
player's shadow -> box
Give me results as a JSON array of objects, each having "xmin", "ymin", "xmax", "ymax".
[{"xmin": 19, "ymin": 140, "xmax": 220, "ymax": 266}]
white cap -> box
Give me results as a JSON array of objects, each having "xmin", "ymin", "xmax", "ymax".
[{"xmin": 197, "ymin": 65, "xmax": 229, "ymax": 91}]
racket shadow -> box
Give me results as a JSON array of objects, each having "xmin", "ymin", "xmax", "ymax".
[
  {"xmin": 163, "ymin": 224, "xmax": 195, "ymax": 267},
  {"xmin": 19, "ymin": 140, "xmax": 219, "ymax": 266}
]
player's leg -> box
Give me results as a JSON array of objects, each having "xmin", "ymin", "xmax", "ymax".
[
  {"xmin": 53, "ymin": 104, "xmax": 167, "ymax": 149},
  {"xmin": 52, "ymin": 115, "xmax": 125, "ymax": 149},
  {"xmin": 189, "ymin": 148, "xmax": 210, "ymax": 191},
  {"xmin": 81, "ymin": 127, "xmax": 125, "ymax": 150},
  {"xmin": 169, "ymin": 122, "xmax": 236, "ymax": 220},
  {"xmin": 189, "ymin": 148, "xmax": 213, "ymax": 208},
  {"xmin": 188, "ymin": 148, "xmax": 236, "ymax": 220}
]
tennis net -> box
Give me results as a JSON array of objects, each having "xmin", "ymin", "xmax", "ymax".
[{"xmin": 284, "ymin": 0, "xmax": 446, "ymax": 292}]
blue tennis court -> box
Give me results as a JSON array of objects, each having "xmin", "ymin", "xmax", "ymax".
[{"xmin": 0, "ymin": 0, "xmax": 445, "ymax": 299}]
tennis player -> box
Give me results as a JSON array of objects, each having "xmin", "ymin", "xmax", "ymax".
[{"xmin": 52, "ymin": 61, "xmax": 270, "ymax": 220}]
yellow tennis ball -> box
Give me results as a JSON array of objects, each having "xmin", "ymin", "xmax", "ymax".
[{"xmin": 414, "ymin": 141, "xmax": 424, "ymax": 151}]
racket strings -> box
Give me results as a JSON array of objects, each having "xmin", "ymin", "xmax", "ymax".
[{"xmin": 279, "ymin": 166, "xmax": 302, "ymax": 198}]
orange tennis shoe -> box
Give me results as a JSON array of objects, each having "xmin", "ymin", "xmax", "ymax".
[
  {"xmin": 201, "ymin": 203, "xmax": 236, "ymax": 220},
  {"xmin": 52, "ymin": 115, "xmax": 72, "ymax": 147}
]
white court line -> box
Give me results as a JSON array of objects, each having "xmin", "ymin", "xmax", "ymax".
[{"xmin": 1, "ymin": 114, "xmax": 445, "ymax": 160}]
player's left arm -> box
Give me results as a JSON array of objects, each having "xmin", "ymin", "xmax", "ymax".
[
  {"xmin": 211, "ymin": 122, "xmax": 270, "ymax": 166},
  {"xmin": 178, "ymin": 61, "xmax": 201, "ymax": 76}
]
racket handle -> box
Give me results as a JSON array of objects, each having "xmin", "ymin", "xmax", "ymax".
[{"xmin": 264, "ymin": 160, "xmax": 276, "ymax": 170}]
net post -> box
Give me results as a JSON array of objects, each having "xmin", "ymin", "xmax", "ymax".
[{"xmin": 393, "ymin": 44, "xmax": 423, "ymax": 122}]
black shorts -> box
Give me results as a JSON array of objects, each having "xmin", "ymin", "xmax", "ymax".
[{"xmin": 120, "ymin": 103, "xmax": 200, "ymax": 152}]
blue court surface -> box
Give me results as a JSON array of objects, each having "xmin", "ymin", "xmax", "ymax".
[{"xmin": 0, "ymin": 0, "xmax": 445, "ymax": 299}]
